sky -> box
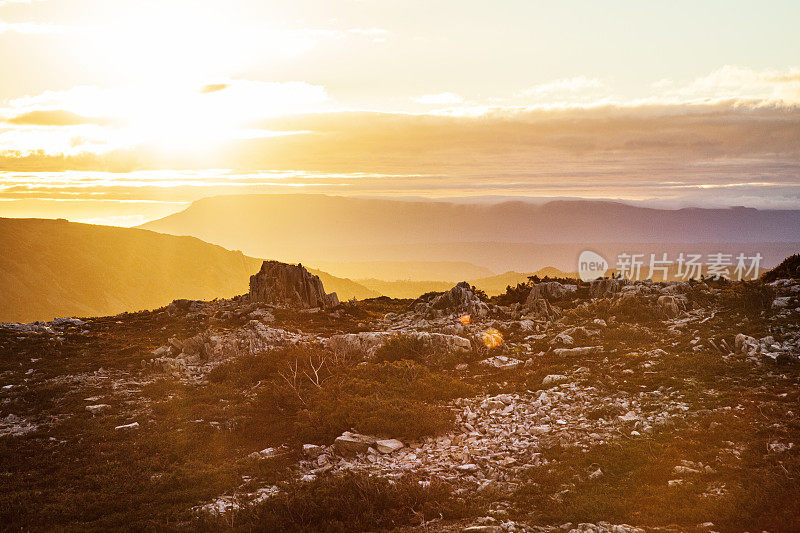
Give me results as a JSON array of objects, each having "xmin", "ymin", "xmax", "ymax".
[{"xmin": 1, "ymin": 0, "xmax": 799, "ymax": 225}]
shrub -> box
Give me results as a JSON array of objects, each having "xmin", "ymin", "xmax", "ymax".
[
  {"xmin": 719, "ymin": 282, "xmax": 775, "ymax": 317},
  {"xmin": 200, "ymin": 472, "xmax": 472, "ymax": 532},
  {"xmin": 492, "ymin": 282, "xmax": 532, "ymax": 306},
  {"xmin": 374, "ymin": 334, "xmax": 433, "ymax": 365},
  {"xmin": 761, "ymin": 254, "xmax": 800, "ymax": 282}
]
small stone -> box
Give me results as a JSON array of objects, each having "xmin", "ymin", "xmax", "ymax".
[
  {"xmin": 85, "ymin": 404, "xmax": 111, "ymax": 416},
  {"xmin": 115, "ymin": 422, "xmax": 139, "ymax": 430},
  {"xmin": 248, "ymin": 447, "xmax": 287, "ymax": 460}
]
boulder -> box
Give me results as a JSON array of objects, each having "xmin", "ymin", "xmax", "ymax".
[
  {"xmin": 526, "ymin": 281, "xmax": 572, "ymax": 302},
  {"xmin": 249, "ymin": 261, "xmax": 339, "ymax": 309},
  {"xmin": 177, "ymin": 322, "xmax": 300, "ymax": 362},
  {"xmin": 334, "ymin": 432, "xmax": 377, "ymax": 455},
  {"xmin": 324, "ymin": 331, "xmax": 471, "ymax": 359},
  {"xmin": 326, "ymin": 332, "xmax": 386, "ymax": 358},
  {"xmin": 375, "ymin": 439, "xmax": 405, "ymax": 454},
  {"xmin": 734, "ymin": 333, "xmax": 760, "ymax": 355}
]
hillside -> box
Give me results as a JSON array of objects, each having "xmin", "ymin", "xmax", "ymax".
[{"xmin": 0, "ymin": 218, "xmax": 376, "ymax": 322}]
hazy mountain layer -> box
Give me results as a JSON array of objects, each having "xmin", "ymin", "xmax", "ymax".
[
  {"xmin": 139, "ymin": 195, "xmax": 800, "ymax": 261},
  {"xmin": 307, "ymin": 261, "xmax": 494, "ymax": 282},
  {"xmin": 0, "ymin": 218, "xmax": 376, "ymax": 322}
]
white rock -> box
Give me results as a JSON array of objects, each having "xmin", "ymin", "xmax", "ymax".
[
  {"xmin": 85, "ymin": 404, "xmax": 111, "ymax": 416},
  {"xmin": 480, "ymin": 356, "xmax": 522, "ymax": 369}
]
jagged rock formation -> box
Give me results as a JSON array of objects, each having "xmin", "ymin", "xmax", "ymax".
[
  {"xmin": 526, "ymin": 281, "xmax": 575, "ymax": 302},
  {"xmin": 249, "ymin": 261, "xmax": 339, "ymax": 309},
  {"xmin": 425, "ymin": 281, "xmax": 489, "ymax": 318},
  {"xmin": 590, "ymin": 278, "xmax": 628, "ymax": 298}
]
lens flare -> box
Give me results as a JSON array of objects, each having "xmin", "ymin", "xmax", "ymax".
[{"xmin": 482, "ymin": 328, "xmax": 503, "ymax": 348}]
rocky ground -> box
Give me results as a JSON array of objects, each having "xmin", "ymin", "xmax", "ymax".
[{"xmin": 1, "ymin": 262, "xmax": 799, "ymax": 532}]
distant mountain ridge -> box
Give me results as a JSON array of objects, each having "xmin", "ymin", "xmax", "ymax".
[
  {"xmin": 138, "ymin": 195, "xmax": 800, "ymax": 274},
  {"xmin": 140, "ymin": 195, "xmax": 800, "ymax": 253},
  {"xmin": 0, "ymin": 218, "xmax": 376, "ymax": 322}
]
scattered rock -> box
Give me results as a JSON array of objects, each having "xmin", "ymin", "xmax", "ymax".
[{"xmin": 480, "ymin": 356, "xmax": 523, "ymax": 369}]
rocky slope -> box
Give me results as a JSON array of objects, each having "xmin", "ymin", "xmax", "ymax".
[{"xmin": 1, "ymin": 263, "xmax": 799, "ymax": 531}]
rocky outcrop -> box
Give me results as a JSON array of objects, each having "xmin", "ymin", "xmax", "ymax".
[
  {"xmin": 590, "ymin": 278, "xmax": 628, "ymax": 298},
  {"xmin": 526, "ymin": 281, "xmax": 575, "ymax": 302},
  {"xmin": 152, "ymin": 321, "xmax": 308, "ymax": 380},
  {"xmin": 426, "ymin": 282, "xmax": 489, "ymax": 318},
  {"xmin": 249, "ymin": 261, "xmax": 339, "ymax": 309}
]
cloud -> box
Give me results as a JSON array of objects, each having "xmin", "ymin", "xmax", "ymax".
[
  {"xmin": 521, "ymin": 76, "xmax": 605, "ymax": 98},
  {"xmin": 0, "ymin": 19, "xmax": 67, "ymax": 34},
  {"xmin": 0, "ymin": 0, "xmax": 43, "ymax": 6},
  {"xmin": 660, "ymin": 66, "xmax": 800, "ymax": 104},
  {"xmin": 413, "ymin": 92, "xmax": 464, "ymax": 105},
  {"xmin": 7, "ymin": 109, "xmax": 111, "ymax": 126}
]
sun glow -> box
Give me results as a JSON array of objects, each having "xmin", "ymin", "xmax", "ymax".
[{"xmin": 1, "ymin": 1, "xmax": 332, "ymax": 156}]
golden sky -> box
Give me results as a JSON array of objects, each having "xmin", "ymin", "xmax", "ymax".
[{"xmin": 1, "ymin": 0, "xmax": 799, "ymax": 224}]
